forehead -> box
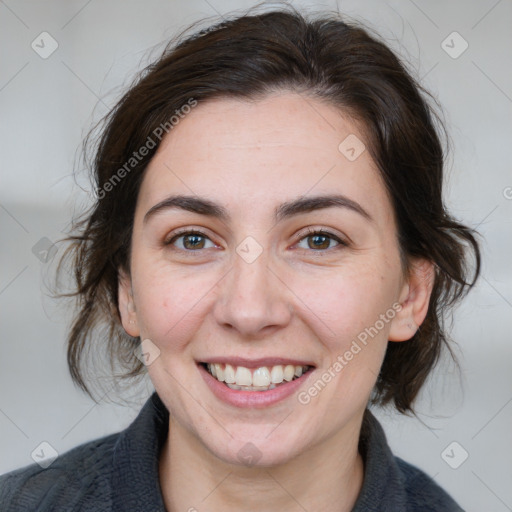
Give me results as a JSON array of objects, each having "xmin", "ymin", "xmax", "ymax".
[{"xmin": 137, "ymin": 92, "xmax": 391, "ymax": 223}]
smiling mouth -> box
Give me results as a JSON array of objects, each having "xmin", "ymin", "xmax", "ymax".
[{"xmin": 200, "ymin": 362, "xmax": 314, "ymax": 392}]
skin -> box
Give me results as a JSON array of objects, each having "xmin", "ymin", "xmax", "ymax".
[{"xmin": 118, "ymin": 91, "xmax": 434, "ymax": 512}]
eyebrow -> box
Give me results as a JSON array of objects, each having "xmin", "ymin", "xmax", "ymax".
[{"xmin": 143, "ymin": 193, "xmax": 372, "ymax": 225}]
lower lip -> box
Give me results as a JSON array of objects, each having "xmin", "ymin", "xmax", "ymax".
[{"xmin": 198, "ymin": 363, "xmax": 315, "ymax": 408}]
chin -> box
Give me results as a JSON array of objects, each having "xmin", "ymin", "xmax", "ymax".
[{"xmin": 205, "ymin": 431, "xmax": 304, "ymax": 468}]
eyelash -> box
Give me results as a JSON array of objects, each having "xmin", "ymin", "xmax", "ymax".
[
  {"xmin": 298, "ymin": 227, "xmax": 347, "ymax": 251},
  {"xmin": 164, "ymin": 227, "xmax": 347, "ymax": 255}
]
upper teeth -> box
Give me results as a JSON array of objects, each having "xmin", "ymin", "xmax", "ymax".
[{"xmin": 206, "ymin": 363, "xmax": 309, "ymax": 387}]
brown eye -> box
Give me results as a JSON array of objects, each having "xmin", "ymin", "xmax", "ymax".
[
  {"xmin": 296, "ymin": 229, "xmax": 345, "ymax": 251},
  {"xmin": 182, "ymin": 234, "xmax": 206, "ymax": 250},
  {"xmin": 166, "ymin": 230, "xmax": 215, "ymax": 251},
  {"xmin": 307, "ymin": 233, "xmax": 331, "ymax": 250}
]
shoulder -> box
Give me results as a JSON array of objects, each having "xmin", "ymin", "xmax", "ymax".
[
  {"xmin": 0, "ymin": 432, "xmax": 119, "ymax": 512},
  {"xmin": 354, "ymin": 409, "xmax": 464, "ymax": 511},
  {"xmin": 395, "ymin": 456, "xmax": 464, "ymax": 511}
]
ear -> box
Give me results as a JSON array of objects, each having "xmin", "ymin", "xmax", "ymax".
[
  {"xmin": 118, "ymin": 268, "xmax": 140, "ymax": 337},
  {"xmin": 388, "ymin": 258, "xmax": 435, "ymax": 342}
]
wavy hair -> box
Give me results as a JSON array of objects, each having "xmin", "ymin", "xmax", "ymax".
[{"xmin": 58, "ymin": 4, "xmax": 480, "ymax": 413}]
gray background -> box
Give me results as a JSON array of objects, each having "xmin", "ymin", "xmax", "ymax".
[{"xmin": 1, "ymin": 0, "xmax": 511, "ymax": 510}]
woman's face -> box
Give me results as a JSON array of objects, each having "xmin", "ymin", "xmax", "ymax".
[{"xmin": 119, "ymin": 91, "xmax": 422, "ymax": 466}]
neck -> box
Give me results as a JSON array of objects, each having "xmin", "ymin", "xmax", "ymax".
[{"xmin": 159, "ymin": 413, "xmax": 366, "ymax": 512}]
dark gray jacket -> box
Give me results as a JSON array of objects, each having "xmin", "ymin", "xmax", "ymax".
[{"xmin": 0, "ymin": 392, "xmax": 463, "ymax": 511}]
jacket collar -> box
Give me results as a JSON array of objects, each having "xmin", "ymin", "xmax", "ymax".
[
  {"xmin": 112, "ymin": 392, "xmax": 169, "ymax": 511},
  {"xmin": 111, "ymin": 392, "xmax": 407, "ymax": 511},
  {"xmin": 352, "ymin": 408, "xmax": 407, "ymax": 511}
]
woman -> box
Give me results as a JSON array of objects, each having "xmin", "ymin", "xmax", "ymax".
[{"xmin": 0, "ymin": 5, "xmax": 479, "ymax": 511}]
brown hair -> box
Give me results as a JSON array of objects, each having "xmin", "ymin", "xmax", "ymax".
[{"xmin": 59, "ymin": 4, "xmax": 480, "ymax": 413}]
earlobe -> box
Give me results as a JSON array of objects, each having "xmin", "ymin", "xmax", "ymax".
[
  {"xmin": 118, "ymin": 269, "xmax": 140, "ymax": 337},
  {"xmin": 388, "ymin": 259, "xmax": 435, "ymax": 342}
]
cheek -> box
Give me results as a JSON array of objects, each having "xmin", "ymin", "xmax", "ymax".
[
  {"xmin": 300, "ymin": 265, "xmax": 398, "ymax": 345},
  {"xmin": 132, "ymin": 262, "xmax": 217, "ymax": 351},
  {"xmin": 305, "ymin": 272, "xmax": 395, "ymax": 394}
]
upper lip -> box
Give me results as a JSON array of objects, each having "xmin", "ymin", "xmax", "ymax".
[{"xmin": 198, "ymin": 357, "xmax": 315, "ymax": 369}]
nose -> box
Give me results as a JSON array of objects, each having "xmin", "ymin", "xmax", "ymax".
[{"xmin": 213, "ymin": 249, "xmax": 292, "ymax": 339}]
